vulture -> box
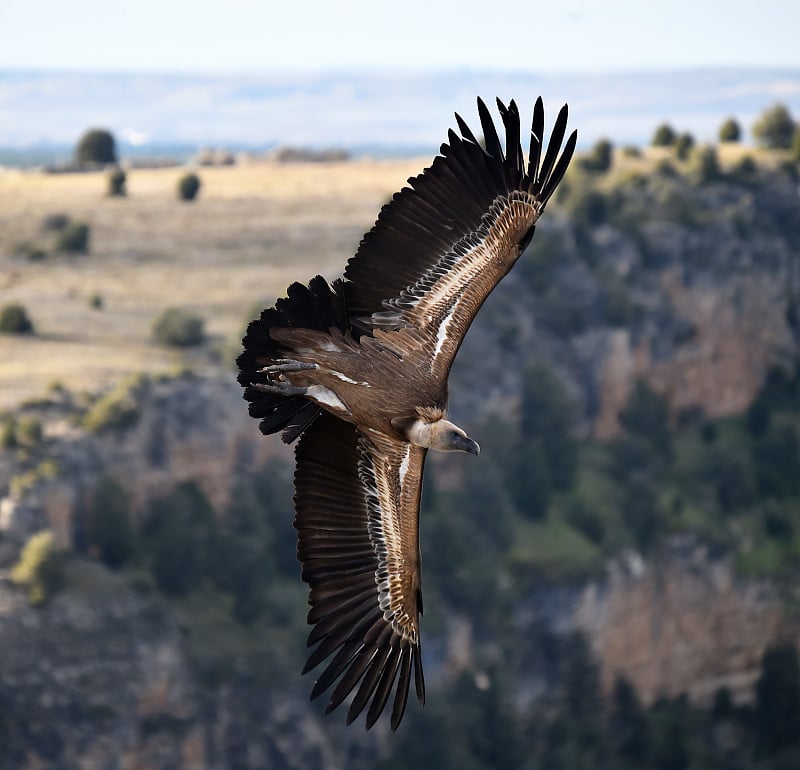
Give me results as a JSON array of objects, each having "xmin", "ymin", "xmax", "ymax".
[{"xmin": 237, "ymin": 97, "xmax": 576, "ymax": 730}]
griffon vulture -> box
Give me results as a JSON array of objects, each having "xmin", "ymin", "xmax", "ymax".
[{"xmin": 237, "ymin": 97, "xmax": 576, "ymax": 730}]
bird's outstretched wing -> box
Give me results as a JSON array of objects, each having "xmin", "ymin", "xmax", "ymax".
[
  {"xmin": 294, "ymin": 411, "xmax": 426, "ymax": 730},
  {"xmin": 344, "ymin": 97, "xmax": 577, "ymax": 380}
]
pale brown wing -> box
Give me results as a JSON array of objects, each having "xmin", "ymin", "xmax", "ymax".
[
  {"xmin": 343, "ymin": 97, "xmax": 576, "ymax": 380},
  {"xmin": 294, "ymin": 411, "xmax": 426, "ymax": 730}
]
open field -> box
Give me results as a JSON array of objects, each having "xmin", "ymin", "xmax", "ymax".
[
  {"xmin": 0, "ymin": 141, "xmax": 776, "ymax": 409},
  {"xmin": 0, "ymin": 159, "xmax": 422, "ymax": 407}
]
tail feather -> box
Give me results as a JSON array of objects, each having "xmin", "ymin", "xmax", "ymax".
[{"xmin": 237, "ymin": 276, "xmax": 347, "ymax": 443}]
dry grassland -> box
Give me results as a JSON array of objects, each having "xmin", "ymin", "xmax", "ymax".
[{"xmin": 0, "ymin": 159, "xmax": 423, "ymax": 408}]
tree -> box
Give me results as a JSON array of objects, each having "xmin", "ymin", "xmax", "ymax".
[
  {"xmin": 652, "ymin": 123, "xmax": 676, "ymax": 147},
  {"xmin": 177, "ymin": 172, "xmax": 201, "ymax": 201},
  {"xmin": 752, "ymin": 103, "xmax": 796, "ymax": 149},
  {"xmin": 755, "ymin": 643, "xmax": 800, "ymax": 755},
  {"xmin": 75, "ymin": 128, "xmax": 117, "ymax": 165},
  {"xmin": 792, "ymin": 126, "xmax": 800, "ymax": 162},
  {"xmin": 10, "ymin": 530, "xmax": 63, "ymax": 605},
  {"xmin": 501, "ymin": 365, "xmax": 578, "ymax": 520},
  {"xmin": 619, "ymin": 379, "xmax": 672, "ymax": 459},
  {"xmin": 674, "ymin": 132, "xmax": 695, "ymax": 161},
  {"xmin": 581, "ymin": 139, "xmax": 613, "ymax": 172},
  {"xmin": 108, "ymin": 168, "xmax": 126, "ymax": 197},
  {"xmin": 83, "ymin": 476, "xmax": 135, "ymax": 568},
  {"xmin": 143, "ymin": 482, "xmax": 218, "ymax": 595},
  {"xmin": 687, "ymin": 145, "xmax": 721, "ymax": 185},
  {"xmin": 609, "ymin": 677, "xmax": 650, "ymax": 764},
  {"xmin": 0, "ymin": 303, "xmax": 34, "ymax": 334},
  {"xmin": 152, "ymin": 307, "xmax": 205, "ymax": 347},
  {"xmin": 719, "ymin": 117, "xmax": 741, "ymax": 143},
  {"xmin": 55, "ymin": 221, "xmax": 90, "ymax": 253}
]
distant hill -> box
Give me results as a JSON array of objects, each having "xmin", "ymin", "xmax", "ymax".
[{"xmin": 1, "ymin": 68, "xmax": 799, "ymax": 164}]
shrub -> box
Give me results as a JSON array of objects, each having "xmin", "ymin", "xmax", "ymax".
[
  {"xmin": 568, "ymin": 189, "xmax": 609, "ymax": 227},
  {"xmin": 581, "ymin": 139, "xmax": 613, "ymax": 172},
  {"xmin": 82, "ymin": 377, "xmax": 143, "ymax": 433},
  {"xmin": 143, "ymin": 482, "xmax": 218, "ymax": 596},
  {"xmin": 40, "ymin": 213, "xmax": 70, "ymax": 232},
  {"xmin": 652, "ymin": 123, "xmax": 676, "ymax": 147},
  {"xmin": 1, "ymin": 414, "xmax": 16, "ymax": 448},
  {"xmin": 0, "ymin": 303, "xmax": 34, "ymax": 334},
  {"xmin": 152, "ymin": 307, "xmax": 206, "ymax": 347},
  {"xmin": 75, "ymin": 128, "xmax": 117, "ymax": 165},
  {"xmin": 15, "ymin": 415, "xmax": 43, "ymax": 447},
  {"xmin": 13, "ymin": 240, "xmax": 47, "ymax": 261},
  {"xmin": 674, "ymin": 132, "xmax": 695, "ymax": 161},
  {"xmin": 687, "ymin": 145, "xmax": 720, "ymax": 185},
  {"xmin": 55, "ymin": 221, "xmax": 90, "ymax": 253},
  {"xmin": 619, "ymin": 380, "xmax": 672, "ymax": 460},
  {"xmin": 10, "ymin": 530, "xmax": 63, "ymax": 605},
  {"xmin": 718, "ymin": 117, "xmax": 741, "ymax": 143},
  {"xmin": 755, "ymin": 643, "xmax": 800, "ymax": 754},
  {"xmin": 730, "ymin": 154, "xmax": 758, "ymax": 184},
  {"xmin": 83, "ymin": 476, "xmax": 135, "ymax": 568},
  {"xmin": 88, "ymin": 292, "xmax": 104, "ymax": 310},
  {"xmin": 107, "ymin": 168, "xmax": 126, "ymax": 197},
  {"xmin": 752, "ymin": 103, "xmax": 796, "ymax": 149},
  {"xmin": 792, "ymin": 127, "xmax": 800, "ymax": 162},
  {"xmin": 177, "ymin": 172, "xmax": 201, "ymax": 201}
]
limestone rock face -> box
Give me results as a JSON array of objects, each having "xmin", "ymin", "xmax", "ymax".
[
  {"xmin": 571, "ymin": 541, "xmax": 796, "ymax": 706},
  {"xmin": 0, "ymin": 374, "xmax": 280, "ymax": 557}
]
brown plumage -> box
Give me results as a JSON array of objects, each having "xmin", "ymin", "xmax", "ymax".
[{"xmin": 237, "ymin": 97, "xmax": 576, "ymax": 730}]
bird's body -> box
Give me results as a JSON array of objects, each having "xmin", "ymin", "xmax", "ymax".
[{"xmin": 237, "ymin": 97, "xmax": 576, "ymax": 730}]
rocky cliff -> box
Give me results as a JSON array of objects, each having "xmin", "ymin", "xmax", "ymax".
[{"xmin": 2, "ymin": 161, "xmax": 800, "ymax": 768}]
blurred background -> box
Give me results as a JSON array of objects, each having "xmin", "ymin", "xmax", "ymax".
[{"xmin": 2, "ymin": 1, "xmax": 800, "ymax": 768}]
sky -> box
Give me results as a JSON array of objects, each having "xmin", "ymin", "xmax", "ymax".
[{"xmin": 2, "ymin": 0, "xmax": 800, "ymax": 73}]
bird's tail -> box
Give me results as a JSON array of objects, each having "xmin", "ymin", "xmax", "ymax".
[{"xmin": 237, "ymin": 276, "xmax": 349, "ymax": 443}]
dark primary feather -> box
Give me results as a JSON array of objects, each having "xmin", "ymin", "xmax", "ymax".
[
  {"xmin": 236, "ymin": 276, "xmax": 348, "ymax": 441},
  {"xmin": 294, "ymin": 412, "xmax": 424, "ymax": 731},
  {"xmin": 342, "ymin": 97, "xmax": 577, "ymax": 321}
]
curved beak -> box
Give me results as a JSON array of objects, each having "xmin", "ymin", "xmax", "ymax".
[{"xmin": 457, "ymin": 436, "xmax": 480, "ymax": 456}]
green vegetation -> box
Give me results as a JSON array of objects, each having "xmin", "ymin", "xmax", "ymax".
[
  {"xmin": 10, "ymin": 530, "xmax": 64, "ymax": 605},
  {"xmin": 152, "ymin": 307, "xmax": 206, "ymax": 347},
  {"xmin": 81, "ymin": 375, "xmax": 144, "ymax": 433},
  {"xmin": 13, "ymin": 240, "xmax": 47, "ymax": 260},
  {"xmin": 674, "ymin": 131, "xmax": 694, "ymax": 161},
  {"xmin": 40, "ymin": 213, "xmax": 70, "ymax": 232},
  {"xmin": 652, "ymin": 122, "xmax": 676, "ymax": 146},
  {"xmin": 0, "ymin": 303, "xmax": 34, "ymax": 334},
  {"xmin": 14, "ymin": 415, "xmax": 43, "ymax": 447},
  {"xmin": 177, "ymin": 172, "xmax": 201, "ymax": 201},
  {"xmin": 75, "ymin": 128, "xmax": 117, "ymax": 165},
  {"xmin": 55, "ymin": 221, "xmax": 90, "ymax": 253},
  {"xmin": 80, "ymin": 476, "xmax": 135, "ymax": 568},
  {"xmin": 687, "ymin": 144, "xmax": 721, "ymax": 185},
  {"xmin": 380, "ymin": 642, "xmax": 800, "ymax": 770},
  {"xmin": 719, "ymin": 117, "xmax": 741, "ymax": 143},
  {"xmin": 107, "ymin": 168, "xmax": 126, "ymax": 196},
  {"xmin": 752, "ymin": 103, "xmax": 796, "ymax": 149},
  {"xmin": 580, "ymin": 139, "xmax": 613, "ymax": 173}
]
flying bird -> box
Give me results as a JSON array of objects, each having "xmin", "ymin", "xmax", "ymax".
[{"xmin": 237, "ymin": 97, "xmax": 576, "ymax": 730}]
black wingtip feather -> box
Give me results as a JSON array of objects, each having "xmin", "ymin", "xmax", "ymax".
[
  {"xmin": 477, "ymin": 97, "xmax": 503, "ymax": 162},
  {"xmin": 535, "ymin": 103, "xmax": 569, "ymax": 195},
  {"xmin": 237, "ymin": 275, "xmax": 349, "ymax": 443}
]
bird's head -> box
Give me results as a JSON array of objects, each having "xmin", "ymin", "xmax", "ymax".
[{"xmin": 404, "ymin": 417, "xmax": 480, "ymax": 456}]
